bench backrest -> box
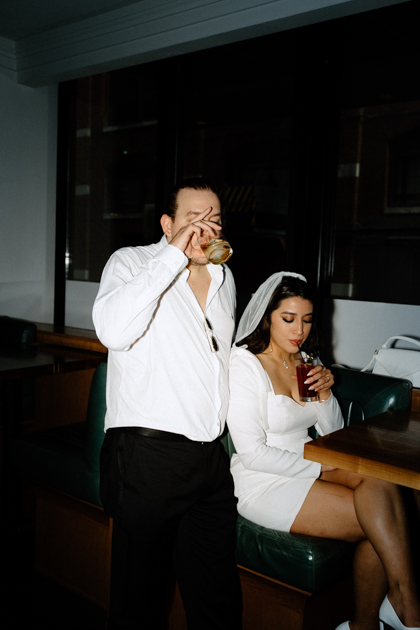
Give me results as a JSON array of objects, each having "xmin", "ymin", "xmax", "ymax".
[
  {"xmin": 0, "ymin": 315, "xmax": 37, "ymax": 344},
  {"xmin": 331, "ymin": 365, "xmax": 412, "ymax": 426}
]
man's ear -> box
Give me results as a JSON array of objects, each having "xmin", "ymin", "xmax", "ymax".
[{"xmin": 160, "ymin": 214, "xmax": 173, "ymax": 239}]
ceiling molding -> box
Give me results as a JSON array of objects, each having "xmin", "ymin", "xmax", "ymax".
[
  {"xmin": 0, "ymin": 36, "xmax": 17, "ymax": 81},
  {"xmin": 12, "ymin": 0, "xmax": 409, "ymax": 86}
]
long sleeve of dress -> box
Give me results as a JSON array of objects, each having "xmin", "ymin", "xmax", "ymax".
[
  {"xmin": 227, "ymin": 350, "xmax": 344, "ymax": 479},
  {"xmin": 92, "ymin": 242, "xmax": 188, "ymax": 351}
]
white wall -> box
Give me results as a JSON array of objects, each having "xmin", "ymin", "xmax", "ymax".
[
  {"xmin": 326, "ymin": 299, "xmax": 420, "ymax": 369},
  {"xmin": 65, "ymin": 281, "xmax": 99, "ymax": 330},
  {"xmin": 0, "ymin": 70, "xmax": 57, "ymax": 323}
]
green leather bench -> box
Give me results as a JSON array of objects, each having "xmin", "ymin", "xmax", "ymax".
[{"xmin": 11, "ymin": 363, "xmax": 412, "ymax": 628}]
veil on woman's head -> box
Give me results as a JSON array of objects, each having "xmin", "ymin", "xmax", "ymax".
[{"xmin": 234, "ymin": 271, "xmax": 307, "ymax": 346}]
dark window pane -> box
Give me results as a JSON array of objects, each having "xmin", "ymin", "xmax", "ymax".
[
  {"xmin": 331, "ymin": 3, "xmax": 420, "ymax": 306},
  {"xmin": 389, "ymin": 129, "xmax": 420, "ymax": 208},
  {"xmin": 180, "ymin": 36, "xmax": 294, "ymax": 299},
  {"xmin": 67, "ymin": 64, "xmax": 159, "ymax": 282}
]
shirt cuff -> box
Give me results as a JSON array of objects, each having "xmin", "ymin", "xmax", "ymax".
[{"xmin": 153, "ymin": 243, "xmax": 188, "ymax": 274}]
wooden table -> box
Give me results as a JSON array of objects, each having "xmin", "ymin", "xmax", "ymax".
[{"xmin": 304, "ymin": 410, "xmax": 420, "ymax": 490}]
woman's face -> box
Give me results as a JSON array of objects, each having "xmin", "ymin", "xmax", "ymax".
[{"xmin": 269, "ymin": 296, "xmax": 313, "ymax": 354}]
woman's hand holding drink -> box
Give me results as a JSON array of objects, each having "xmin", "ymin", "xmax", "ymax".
[{"xmin": 296, "ymin": 361, "xmax": 334, "ymax": 403}]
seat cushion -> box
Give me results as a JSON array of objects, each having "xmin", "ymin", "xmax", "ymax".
[
  {"xmin": 221, "ymin": 436, "xmax": 354, "ymax": 593},
  {"xmin": 236, "ymin": 515, "xmax": 354, "ymax": 593},
  {"xmin": 12, "ymin": 422, "xmax": 102, "ymax": 506}
]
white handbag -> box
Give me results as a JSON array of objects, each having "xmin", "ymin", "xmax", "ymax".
[{"xmin": 361, "ymin": 336, "xmax": 420, "ymax": 387}]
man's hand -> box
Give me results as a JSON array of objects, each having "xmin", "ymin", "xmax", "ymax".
[{"xmin": 169, "ymin": 207, "xmax": 222, "ymax": 255}]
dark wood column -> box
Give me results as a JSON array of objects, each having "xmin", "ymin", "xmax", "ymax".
[{"xmin": 287, "ymin": 23, "xmax": 341, "ymax": 298}]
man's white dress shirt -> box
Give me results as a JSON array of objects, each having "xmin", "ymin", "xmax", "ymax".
[{"xmin": 93, "ymin": 235, "xmax": 236, "ymax": 441}]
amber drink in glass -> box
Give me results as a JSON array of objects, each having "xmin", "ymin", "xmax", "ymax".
[
  {"xmin": 199, "ymin": 235, "xmax": 233, "ymax": 264},
  {"xmin": 296, "ymin": 362, "xmax": 318, "ymax": 402}
]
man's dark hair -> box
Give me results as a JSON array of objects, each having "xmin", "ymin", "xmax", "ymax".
[
  {"xmin": 237, "ymin": 275, "xmax": 319, "ymax": 357},
  {"xmin": 165, "ymin": 177, "xmax": 219, "ymax": 219}
]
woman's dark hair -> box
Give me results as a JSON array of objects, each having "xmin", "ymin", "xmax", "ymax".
[
  {"xmin": 165, "ymin": 177, "xmax": 219, "ymax": 220},
  {"xmin": 237, "ymin": 275, "xmax": 319, "ymax": 357}
]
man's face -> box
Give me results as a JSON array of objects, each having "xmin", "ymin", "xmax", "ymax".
[{"xmin": 162, "ymin": 188, "xmax": 222, "ymax": 265}]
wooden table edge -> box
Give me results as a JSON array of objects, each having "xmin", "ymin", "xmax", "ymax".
[{"xmin": 304, "ymin": 442, "xmax": 420, "ymax": 490}]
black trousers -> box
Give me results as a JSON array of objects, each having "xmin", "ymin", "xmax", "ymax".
[{"xmin": 100, "ymin": 428, "xmax": 243, "ymax": 630}]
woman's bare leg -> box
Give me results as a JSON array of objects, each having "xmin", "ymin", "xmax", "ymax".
[
  {"xmin": 326, "ymin": 470, "xmax": 420, "ymax": 628},
  {"xmin": 291, "ymin": 472, "xmax": 420, "ymax": 629},
  {"xmin": 291, "ymin": 479, "xmax": 384, "ymax": 630},
  {"xmin": 352, "ymin": 539, "xmax": 388, "ymax": 630}
]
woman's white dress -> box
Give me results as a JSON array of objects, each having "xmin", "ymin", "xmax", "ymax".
[{"xmin": 227, "ymin": 347, "xmax": 344, "ymax": 531}]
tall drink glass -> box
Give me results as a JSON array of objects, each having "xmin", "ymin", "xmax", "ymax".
[{"xmin": 296, "ymin": 361, "xmax": 318, "ymax": 402}]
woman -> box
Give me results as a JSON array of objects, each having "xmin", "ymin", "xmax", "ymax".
[{"xmin": 227, "ymin": 271, "xmax": 420, "ymax": 630}]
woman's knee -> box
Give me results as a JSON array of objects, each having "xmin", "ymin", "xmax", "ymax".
[
  {"xmin": 356, "ymin": 475, "xmax": 400, "ymax": 497},
  {"xmin": 336, "ymin": 470, "xmax": 399, "ymax": 496},
  {"xmin": 291, "ymin": 481, "xmax": 366, "ymax": 541}
]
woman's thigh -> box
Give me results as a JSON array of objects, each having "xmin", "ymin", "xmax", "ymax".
[{"xmin": 290, "ymin": 479, "xmax": 365, "ymax": 542}]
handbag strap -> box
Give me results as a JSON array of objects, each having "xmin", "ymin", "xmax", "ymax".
[
  {"xmin": 361, "ymin": 354, "xmax": 378, "ymax": 372},
  {"xmin": 382, "ymin": 336, "xmax": 420, "ymax": 350}
]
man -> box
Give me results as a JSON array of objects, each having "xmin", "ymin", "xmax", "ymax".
[{"xmin": 93, "ymin": 178, "xmax": 242, "ymax": 629}]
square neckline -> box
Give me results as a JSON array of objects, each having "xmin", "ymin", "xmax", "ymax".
[{"xmin": 256, "ymin": 356, "xmax": 308, "ymax": 408}]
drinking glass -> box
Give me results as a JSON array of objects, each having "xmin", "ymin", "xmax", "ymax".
[
  {"xmin": 296, "ymin": 361, "xmax": 318, "ymax": 402},
  {"xmin": 198, "ymin": 233, "xmax": 233, "ymax": 264}
]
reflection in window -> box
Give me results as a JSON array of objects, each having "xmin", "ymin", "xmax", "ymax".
[{"xmin": 388, "ymin": 129, "xmax": 420, "ymax": 211}]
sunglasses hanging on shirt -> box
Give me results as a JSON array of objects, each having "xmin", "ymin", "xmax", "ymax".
[{"xmin": 204, "ymin": 317, "xmax": 219, "ymax": 353}]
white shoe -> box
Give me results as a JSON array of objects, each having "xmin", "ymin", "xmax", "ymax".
[
  {"xmin": 335, "ymin": 623, "xmax": 350, "ymax": 630},
  {"xmin": 379, "ymin": 595, "xmax": 420, "ymax": 630}
]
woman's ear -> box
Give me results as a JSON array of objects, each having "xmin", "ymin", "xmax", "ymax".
[{"xmin": 160, "ymin": 214, "xmax": 173, "ymax": 239}]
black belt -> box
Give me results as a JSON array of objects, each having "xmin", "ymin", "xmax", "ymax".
[{"xmin": 119, "ymin": 426, "xmax": 193, "ymax": 442}]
